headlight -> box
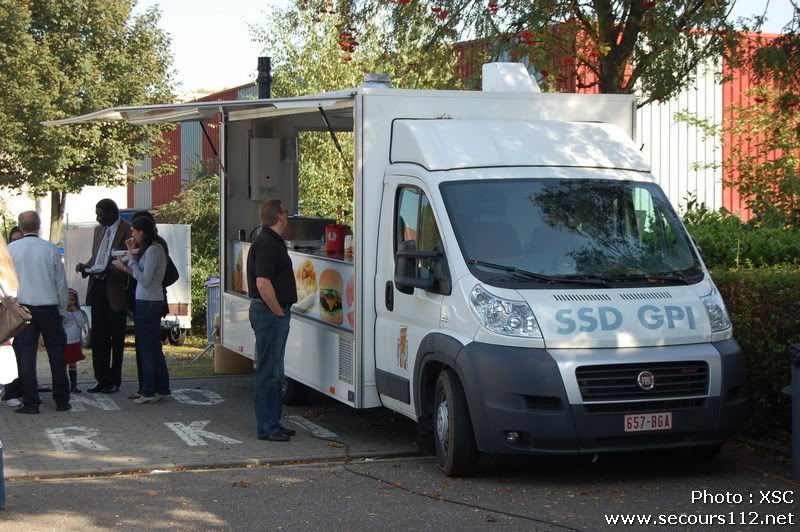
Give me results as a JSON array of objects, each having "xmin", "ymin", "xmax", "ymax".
[
  {"xmin": 469, "ymin": 285, "xmax": 542, "ymax": 338},
  {"xmin": 701, "ymin": 283, "xmax": 731, "ymax": 332}
]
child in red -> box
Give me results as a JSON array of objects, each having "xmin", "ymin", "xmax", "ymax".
[{"xmin": 63, "ymin": 288, "xmax": 87, "ymax": 393}]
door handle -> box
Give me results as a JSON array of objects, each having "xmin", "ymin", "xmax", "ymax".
[{"xmin": 385, "ymin": 281, "xmax": 394, "ymax": 311}]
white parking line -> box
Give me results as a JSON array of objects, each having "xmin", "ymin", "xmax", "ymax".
[
  {"xmin": 284, "ymin": 415, "xmax": 338, "ymax": 439},
  {"xmin": 164, "ymin": 420, "xmax": 242, "ymax": 447}
]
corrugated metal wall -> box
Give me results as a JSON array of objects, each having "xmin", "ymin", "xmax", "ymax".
[
  {"xmin": 180, "ymin": 121, "xmax": 202, "ymax": 182},
  {"xmin": 152, "ymin": 127, "xmax": 181, "ymax": 207},
  {"xmin": 133, "ymin": 158, "xmax": 152, "ymax": 209},
  {"xmin": 636, "ymin": 60, "xmax": 723, "ymax": 211}
]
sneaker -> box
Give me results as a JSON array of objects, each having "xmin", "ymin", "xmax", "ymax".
[
  {"xmin": 14, "ymin": 404, "xmax": 40, "ymax": 415},
  {"xmin": 3, "ymin": 398, "xmax": 22, "ymax": 407},
  {"xmin": 128, "ymin": 392, "xmax": 142, "ymax": 400},
  {"xmin": 56, "ymin": 403, "xmax": 72, "ymax": 412},
  {"xmin": 70, "ymin": 386, "xmax": 82, "ymax": 394},
  {"xmin": 133, "ymin": 395, "xmax": 158, "ymax": 404},
  {"xmin": 154, "ymin": 393, "xmax": 169, "ymax": 402}
]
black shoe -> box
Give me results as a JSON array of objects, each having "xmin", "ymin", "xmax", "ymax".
[
  {"xmin": 14, "ymin": 404, "xmax": 39, "ymax": 415},
  {"xmin": 101, "ymin": 384, "xmax": 119, "ymax": 394},
  {"xmin": 87, "ymin": 384, "xmax": 104, "ymax": 393},
  {"xmin": 258, "ymin": 432, "xmax": 291, "ymax": 442},
  {"xmin": 70, "ymin": 386, "xmax": 82, "ymax": 394},
  {"xmin": 279, "ymin": 425, "xmax": 296, "ymax": 436},
  {"xmin": 56, "ymin": 403, "xmax": 72, "ymax": 412}
]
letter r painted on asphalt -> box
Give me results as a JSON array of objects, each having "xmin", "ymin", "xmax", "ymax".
[
  {"xmin": 45, "ymin": 426, "xmax": 110, "ymax": 452},
  {"xmin": 164, "ymin": 420, "xmax": 243, "ymax": 447}
]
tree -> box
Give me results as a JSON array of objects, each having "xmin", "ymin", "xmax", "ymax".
[
  {"xmin": 251, "ymin": 0, "xmax": 460, "ymax": 223},
  {"xmin": 0, "ymin": 0, "xmax": 175, "ymax": 242},
  {"xmin": 306, "ymin": 0, "xmax": 739, "ymax": 107}
]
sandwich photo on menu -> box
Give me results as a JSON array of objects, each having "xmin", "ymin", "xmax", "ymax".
[{"xmin": 319, "ymin": 268, "xmax": 344, "ymax": 325}]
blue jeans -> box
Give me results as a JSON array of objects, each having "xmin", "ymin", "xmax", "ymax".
[
  {"xmin": 135, "ymin": 300, "xmax": 171, "ymax": 397},
  {"xmin": 249, "ymin": 300, "xmax": 291, "ymax": 436}
]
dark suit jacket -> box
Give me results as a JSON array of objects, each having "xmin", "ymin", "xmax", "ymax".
[{"xmin": 85, "ymin": 219, "xmax": 132, "ymax": 312}]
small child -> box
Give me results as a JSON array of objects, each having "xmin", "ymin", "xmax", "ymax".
[{"xmin": 63, "ymin": 288, "xmax": 87, "ymax": 393}]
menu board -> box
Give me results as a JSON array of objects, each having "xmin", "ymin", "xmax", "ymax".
[{"xmin": 290, "ymin": 251, "xmax": 355, "ymax": 331}]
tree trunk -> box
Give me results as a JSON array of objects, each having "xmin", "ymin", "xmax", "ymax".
[{"xmin": 49, "ymin": 191, "xmax": 67, "ymax": 244}]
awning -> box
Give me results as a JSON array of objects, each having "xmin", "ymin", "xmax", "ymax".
[{"xmin": 44, "ymin": 89, "xmax": 357, "ymax": 126}]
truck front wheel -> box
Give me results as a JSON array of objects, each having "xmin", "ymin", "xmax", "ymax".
[
  {"xmin": 433, "ymin": 368, "xmax": 477, "ymax": 476},
  {"xmin": 282, "ymin": 378, "xmax": 311, "ymax": 406}
]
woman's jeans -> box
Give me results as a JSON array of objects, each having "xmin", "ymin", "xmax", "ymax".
[
  {"xmin": 249, "ymin": 300, "xmax": 291, "ymax": 436},
  {"xmin": 135, "ymin": 300, "xmax": 170, "ymax": 397}
]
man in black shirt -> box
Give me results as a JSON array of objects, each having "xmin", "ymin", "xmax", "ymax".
[{"xmin": 247, "ymin": 199, "xmax": 297, "ymax": 442}]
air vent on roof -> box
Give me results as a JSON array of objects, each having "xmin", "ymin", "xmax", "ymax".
[
  {"xmin": 619, "ymin": 291, "xmax": 673, "ymax": 301},
  {"xmin": 553, "ymin": 293, "xmax": 612, "ymax": 302}
]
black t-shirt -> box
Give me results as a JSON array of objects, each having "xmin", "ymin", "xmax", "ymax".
[{"xmin": 246, "ymin": 227, "xmax": 297, "ymax": 305}]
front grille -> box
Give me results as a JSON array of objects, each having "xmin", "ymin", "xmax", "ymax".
[
  {"xmin": 584, "ymin": 398, "xmax": 706, "ymax": 414},
  {"xmin": 576, "ymin": 361, "xmax": 708, "ymax": 401}
]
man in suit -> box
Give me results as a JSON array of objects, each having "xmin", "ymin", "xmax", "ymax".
[
  {"xmin": 76, "ymin": 199, "xmax": 131, "ymax": 394},
  {"xmin": 8, "ymin": 211, "xmax": 70, "ymax": 414}
]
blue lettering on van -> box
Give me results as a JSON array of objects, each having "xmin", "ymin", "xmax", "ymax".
[
  {"xmin": 554, "ymin": 305, "xmax": 698, "ymax": 334},
  {"xmin": 555, "ymin": 309, "xmax": 576, "ymax": 334},
  {"xmin": 577, "ymin": 307, "xmax": 598, "ymax": 332},
  {"xmin": 598, "ymin": 307, "xmax": 623, "ymax": 330}
]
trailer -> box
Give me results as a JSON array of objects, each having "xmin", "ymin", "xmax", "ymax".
[
  {"xmin": 63, "ymin": 223, "xmax": 192, "ymax": 345},
  {"xmin": 48, "ymin": 63, "xmax": 748, "ymax": 476}
]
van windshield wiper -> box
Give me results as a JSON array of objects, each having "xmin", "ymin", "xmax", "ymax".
[
  {"xmin": 465, "ymin": 259, "xmax": 608, "ymax": 287},
  {"xmin": 607, "ymin": 272, "xmax": 692, "ymax": 285}
]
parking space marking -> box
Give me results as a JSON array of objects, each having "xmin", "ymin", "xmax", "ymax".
[
  {"xmin": 171, "ymin": 388, "xmax": 225, "ymax": 406},
  {"xmin": 45, "ymin": 427, "xmax": 110, "ymax": 452},
  {"xmin": 164, "ymin": 420, "xmax": 243, "ymax": 447},
  {"xmin": 69, "ymin": 395, "xmax": 120, "ymax": 412},
  {"xmin": 284, "ymin": 415, "xmax": 338, "ymax": 439}
]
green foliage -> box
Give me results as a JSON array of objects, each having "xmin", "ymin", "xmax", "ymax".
[
  {"xmin": 251, "ymin": 1, "xmax": 460, "ymax": 224},
  {"xmin": 682, "ymin": 197, "xmax": 800, "ymax": 269},
  {"xmin": 312, "ymin": 0, "xmax": 738, "ymax": 107},
  {"xmin": 0, "ymin": 0, "xmax": 175, "ymax": 240},
  {"xmin": 156, "ymin": 168, "xmax": 219, "ymax": 329},
  {"xmin": 713, "ymin": 267, "xmax": 800, "ymax": 435}
]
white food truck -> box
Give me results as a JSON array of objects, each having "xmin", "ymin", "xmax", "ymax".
[{"xmin": 49, "ymin": 64, "xmax": 748, "ymax": 476}]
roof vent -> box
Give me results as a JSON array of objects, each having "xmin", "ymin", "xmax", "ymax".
[
  {"xmin": 482, "ymin": 63, "xmax": 540, "ymax": 93},
  {"xmin": 363, "ymin": 73, "xmax": 392, "ymax": 88}
]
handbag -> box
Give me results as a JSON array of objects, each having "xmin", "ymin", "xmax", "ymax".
[
  {"xmin": 163, "ymin": 255, "xmax": 179, "ymax": 287},
  {"xmin": 0, "ymin": 281, "xmax": 32, "ymax": 345}
]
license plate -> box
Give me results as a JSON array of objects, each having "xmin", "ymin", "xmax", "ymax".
[{"xmin": 624, "ymin": 412, "xmax": 672, "ymax": 432}]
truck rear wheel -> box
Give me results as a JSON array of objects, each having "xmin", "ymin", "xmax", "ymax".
[
  {"xmin": 283, "ymin": 378, "xmax": 311, "ymax": 406},
  {"xmin": 168, "ymin": 326, "xmax": 186, "ymax": 346},
  {"xmin": 433, "ymin": 368, "xmax": 477, "ymax": 476}
]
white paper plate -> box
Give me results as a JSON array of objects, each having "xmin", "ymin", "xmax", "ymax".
[{"xmin": 293, "ymin": 291, "xmax": 316, "ymax": 312}]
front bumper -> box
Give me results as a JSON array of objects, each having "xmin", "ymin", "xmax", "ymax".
[{"xmin": 454, "ymin": 338, "xmax": 749, "ymax": 455}]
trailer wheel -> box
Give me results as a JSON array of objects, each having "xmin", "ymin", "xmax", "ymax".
[
  {"xmin": 168, "ymin": 326, "xmax": 186, "ymax": 346},
  {"xmin": 283, "ymin": 378, "xmax": 311, "ymax": 406},
  {"xmin": 433, "ymin": 368, "xmax": 477, "ymax": 476}
]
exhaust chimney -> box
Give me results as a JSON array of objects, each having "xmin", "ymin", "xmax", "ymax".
[
  {"xmin": 362, "ymin": 73, "xmax": 392, "ymax": 88},
  {"xmin": 257, "ymin": 56, "xmax": 272, "ymax": 99}
]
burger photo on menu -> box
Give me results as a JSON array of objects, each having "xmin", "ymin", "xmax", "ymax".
[{"xmin": 318, "ymin": 268, "xmax": 344, "ymax": 325}]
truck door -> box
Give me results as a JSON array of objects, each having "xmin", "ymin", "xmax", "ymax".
[{"xmin": 375, "ymin": 176, "xmax": 446, "ymax": 417}]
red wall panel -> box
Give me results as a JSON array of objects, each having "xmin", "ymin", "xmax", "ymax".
[{"xmin": 151, "ymin": 127, "xmax": 181, "ymax": 208}]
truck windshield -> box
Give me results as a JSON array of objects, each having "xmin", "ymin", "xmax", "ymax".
[{"xmin": 440, "ymin": 178, "xmax": 703, "ymax": 288}]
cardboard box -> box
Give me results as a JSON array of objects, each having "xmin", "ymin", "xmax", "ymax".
[{"xmin": 213, "ymin": 344, "xmax": 254, "ymax": 374}]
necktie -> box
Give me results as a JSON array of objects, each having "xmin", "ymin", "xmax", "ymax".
[{"xmin": 96, "ymin": 227, "xmax": 112, "ymax": 269}]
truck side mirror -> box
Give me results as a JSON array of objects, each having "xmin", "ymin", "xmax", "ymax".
[{"xmin": 394, "ymin": 240, "xmax": 450, "ymax": 295}]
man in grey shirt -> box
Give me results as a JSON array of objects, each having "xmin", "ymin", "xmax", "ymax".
[{"xmin": 8, "ymin": 211, "xmax": 70, "ymax": 414}]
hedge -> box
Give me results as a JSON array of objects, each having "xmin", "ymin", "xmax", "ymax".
[{"xmin": 712, "ymin": 267, "xmax": 800, "ymax": 435}]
